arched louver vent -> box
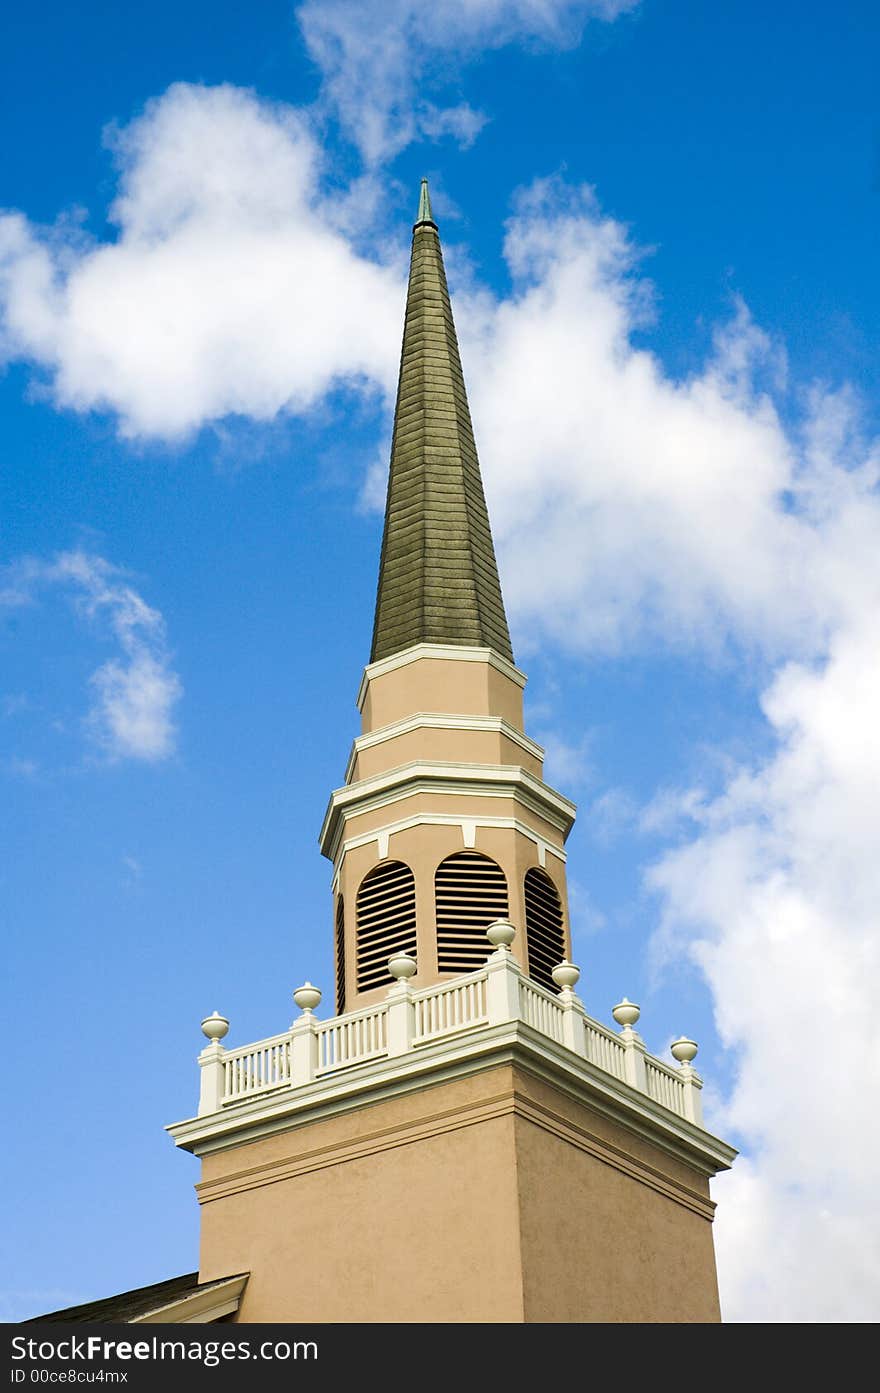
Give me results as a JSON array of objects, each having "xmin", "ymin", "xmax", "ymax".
[
  {"xmin": 435, "ymin": 852, "xmax": 509, "ymax": 973},
  {"xmin": 524, "ymin": 867, "xmax": 565, "ymax": 991},
  {"xmin": 356, "ymin": 860, "xmax": 417, "ymax": 993},
  {"xmin": 335, "ymin": 895, "xmax": 346, "ymax": 1014}
]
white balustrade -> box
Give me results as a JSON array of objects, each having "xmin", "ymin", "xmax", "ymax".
[
  {"xmin": 518, "ymin": 977, "xmax": 565, "ymax": 1045},
  {"xmin": 223, "ymin": 1032, "xmax": 292, "ymax": 1103},
  {"xmin": 584, "ymin": 1019, "xmax": 627, "ymax": 1082},
  {"xmin": 316, "ymin": 1006, "xmax": 388, "ymax": 1074},
  {"xmin": 645, "ymin": 1058, "xmax": 687, "ymax": 1118},
  {"xmin": 414, "ymin": 973, "xmax": 488, "ymax": 1042},
  {"xmin": 198, "ymin": 945, "xmax": 708, "ymax": 1134}
]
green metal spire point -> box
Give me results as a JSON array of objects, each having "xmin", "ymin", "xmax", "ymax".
[
  {"xmin": 371, "ymin": 187, "xmax": 513, "ymax": 664},
  {"xmin": 415, "ymin": 176, "xmax": 435, "ymax": 226}
]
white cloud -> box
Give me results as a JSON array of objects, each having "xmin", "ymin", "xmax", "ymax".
[
  {"xmin": 459, "ymin": 182, "xmax": 879, "ymax": 661},
  {"xmin": 1, "ymin": 551, "xmax": 181, "ymax": 762},
  {"xmin": 122, "ymin": 854, "xmax": 143, "ymax": 889},
  {"xmin": 88, "ymin": 649, "xmax": 178, "ymax": 762},
  {"xmin": 534, "ymin": 728, "xmax": 594, "ymax": 789},
  {"xmin": 0, "ymin": 84, "xmax": 404, "ymax": 439},
  {"xmin": 451, "ymin": 184, "xmax": 880, "ymax": 1320},
  {"xmin": 297, "ymin": 0, "xmax": 638, "ymax": 162},
  {"xmin": 588, "ymin": 786, "xmax": 638, "ymax": 844},
  {"xmin": 648, "ymin": 613, "xmax": 880, "ymax": 1320},
  {"xmin": 567, "ymin": 876, "xmax": 608, "ymax": 941},
  {"xmin": 6, "ymin": 755, "xmax": 39, "ymax": 780}
]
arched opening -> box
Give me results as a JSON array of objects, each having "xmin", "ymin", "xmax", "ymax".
[
  {"xmin": 335, "ymin": 895, "xmax": 346, "ymax": 1014},
  {"xmin": 356, "ymin": 860, "xmax": 417, "ymax": 993},
  {"xmin": 435, "ymin": 851, "xmax": 509, "ymax": 973},
  {"xmin": 524, "ymin": 867, "xmax": 565, "ymax": 991}
]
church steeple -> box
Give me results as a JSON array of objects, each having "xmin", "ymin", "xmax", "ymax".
[
  {"xmin": 166, "ymin": 181, "xmax": 734, "ymax": 1330},
  {"xmin": 321, "ymin": 179, "xmax": 577, "ymax": 1018},
  {"xmin": 371, "ymin": 179, "xmax": 513, "ymax": 664}
]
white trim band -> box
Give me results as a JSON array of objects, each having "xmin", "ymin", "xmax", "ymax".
[
  {"xmin": 335, "ymin": 813, "xmax": 566, "ymax": 869},
  {"xmin": 357, "ymin": 643, "xmax": 527, "ymax": 712},
  {"xmin": 319, "ymin": 760, "xmax": 577, "ymax": 860},
  {"xmin": 168, "ymin": 1021, "xmax": 734, "ymax": 1180},
  {"xmin": 344, "ymin": 712, "xmax": 545, "ymax": 785}
]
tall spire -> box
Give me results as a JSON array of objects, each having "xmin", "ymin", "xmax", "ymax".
[{"xmin": 370, "ymin": 180, "xmax": 514, "ymax": 664}]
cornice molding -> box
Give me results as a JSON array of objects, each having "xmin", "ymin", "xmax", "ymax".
[
  {"xmin": 344, "ymin": 712, "xmax": 545, "ymax": 785},
  {"xmin": 319, "ymin": 760, "xmax": 577, "ymax": 861},
  {"xmin": 357, "ymin": 644, "xmax": 527, "ymax": 713},
  {"xmin": 168, "ymin": 1020, "xmax": 736, "ymax": 1183},
  {"xmin": 193, "ymin": 1083, "xmax": 716, "ymax": 1223},
  {"xmin": 335, "ymin": 812, "xmax": 567, "ymax": 870}
]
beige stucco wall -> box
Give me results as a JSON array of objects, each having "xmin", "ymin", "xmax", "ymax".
[
  {"xmin": 351, "ymin": 724, "xmax": 544, "ymax": 782},
  {"xmin": 361, "ymin": 655, "xmax": 524, "ymax": 733},
  {"xmin": 198, "ymin": 1068, "xmax": 525, "ymax": 1323},
  {"xmin": 511, "ymin": 1072, "xmax": 722, "ymax": 1323},
  {"xmin": 196, "ymin": 1062, "xmax": 721, "ymax": 1323}
]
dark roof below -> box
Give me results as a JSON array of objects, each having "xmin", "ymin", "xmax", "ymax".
[{"xmin": 24, "ymin": 1272, "xmax": 243, "ymax": 1324}]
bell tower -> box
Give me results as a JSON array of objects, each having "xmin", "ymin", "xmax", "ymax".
[
  {"xmin": 169, "ymin": 182, "xmax": 736, "ymax": 1325},
  {"xmin": 324, "ymin": 179, "xmax": 575, "ymax": 1015}
]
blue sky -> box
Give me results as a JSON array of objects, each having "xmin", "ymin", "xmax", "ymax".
[{"xmin": 2, "ymin": 0, "xmax": 879, "ymax": 1323}]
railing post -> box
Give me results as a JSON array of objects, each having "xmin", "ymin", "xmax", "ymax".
[
  {"xmin": 612, "ymin": 999, "xmax": 648, "ymax": 1093},
  {"xmin": 198, "ymin": 1044, "xmax": 227, "ymax": 1115},
  {"xmin": 386, "ymin": 953, "xmax": 417, "ymax": 1057},
  {"xmin": 552, "ymin": 961, "xmax": 587, "ymax": 1059},
  {"xmin": 679, "ymin": 1066, "xmax": 704, "ymax": 1125},
  {"xmin": 385, "ymin": 982, "xmax": 414, "ymax": 1056},
  {"xmin": 622, "ymin": 1032, "xmax": 648, "ymax": 1093},
  {"xmin": 290, "ymin": 1015, "xmax": 318, "ymax": 1086},
  {"xmin": 485, "ymin": 921, "xmax": 522, "ymax": 1026},
  {"xmin": 559, "ymin": 992, "xmax": 588, "ymax": 1058},
  {"xmin": 290, "ymin": 983, "xmax": 321, "ymax": 1087},
  {"xmin": 198, "ymin": 1012, "xmax": 229, "ymax": 1116},
  {"xmin": 671, "ymin": 1038, "xmax": 703, "ymax": 1125}
]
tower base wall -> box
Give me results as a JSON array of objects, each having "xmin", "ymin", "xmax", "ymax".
[{"xmin": 196, "ymin": 1062, "xmax": 721, "ymax": 1323}]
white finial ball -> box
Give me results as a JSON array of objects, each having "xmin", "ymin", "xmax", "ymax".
[
  {"xmin": 670, "ymin": 1036, "xmax": 698, "ymax": 1065},
  {"xmin": 612, "ymin": 998, "xmax": 641, "ymax": 1030},
  {"xmin": 388, "ymin": 952, "xmax": 417, "ymax": 981},
  {"xmin": 201, "ymin": 1011, "xmax": 229, "ymax": 1043},
  {"xmin": 486, "ymin": 919, "xmax": 516, "ymax": 948},
  {"xmin": 552, "ymin": 960, "xmax": 581, "ymax": 991},
  {"xmin": 293, "ymin": 981, "xmax": 322, "ymax": 1014}
]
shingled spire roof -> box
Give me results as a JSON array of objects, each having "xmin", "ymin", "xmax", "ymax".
[{"xmin": 370, "ymin": 180, "xmax": 514, "ymax": 664}]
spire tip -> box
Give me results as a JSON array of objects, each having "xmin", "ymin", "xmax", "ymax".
[{"xmin": 415, "ymin": 177, "xmax": 435, "ymax": 228}]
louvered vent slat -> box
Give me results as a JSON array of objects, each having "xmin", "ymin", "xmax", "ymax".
[
  {"xmin": 356, "ymin": 860, "xmax": 417, "ymax": 992},
  {"xmin": 435, "ymin": 852, "xmax": 508, "ymax": 972},
  {"xmin": 524, "ymin": 868, "xmax": 565, "ymax": 992},
  {"xmin": 335, "ymin": 896, "xmax": 346, "ymax": 1014}
]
